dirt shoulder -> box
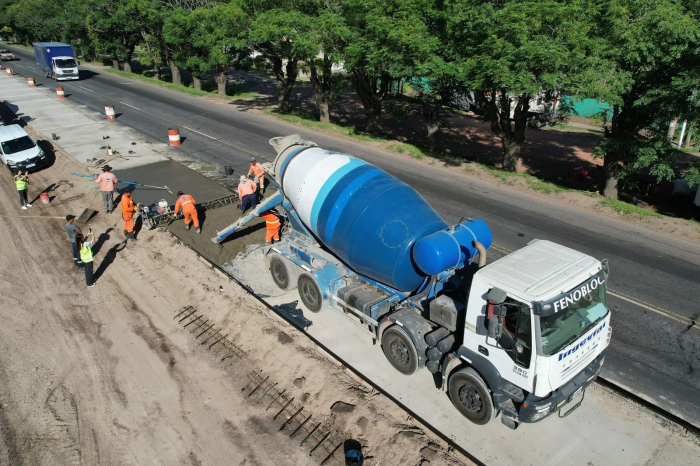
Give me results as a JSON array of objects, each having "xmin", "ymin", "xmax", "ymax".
[{"xmin": 0, "ymin": 126, "xmax": 471, "ymax": 465}]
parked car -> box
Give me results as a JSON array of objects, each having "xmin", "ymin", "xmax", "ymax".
[
  {"xmin": 0, "ymin": 125, "xmax": 46, "ymax": 173},
  {"xmin": 0, "ymin": 49, "xmax": 16, "ymax": 60}
]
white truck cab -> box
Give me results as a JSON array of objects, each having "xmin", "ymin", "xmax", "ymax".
[{"xmin": 445, "ymin": 239, "xmax": 611, "ymax": 427}]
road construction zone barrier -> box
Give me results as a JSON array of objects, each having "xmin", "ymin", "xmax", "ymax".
[
  {"xmin": 168, "ymin": 128, "xmax": 181, "ymax": 146},
  {"xmin": 105, "ymin": 105, "xmax": 116, "ymax": 120},
  {"xmin": 56, "ymin": 87, "xmax": 65, "ymax": 98},
  {"xmin": 6, "ymin": 68, "xmax": 13, "ymax": 76},
  {"xmin": 27, "ymin": 77, "xmax": 36, "ymax": 87}
]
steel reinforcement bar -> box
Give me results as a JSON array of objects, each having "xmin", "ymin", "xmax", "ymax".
[{"xmin": 172, "ymin": 306, "xmax": 344, "ymax": 464}]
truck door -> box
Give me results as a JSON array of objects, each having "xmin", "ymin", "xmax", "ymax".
[{"xmin": 487, "ymin": 296, "xmax": 535, "ymax": 391}]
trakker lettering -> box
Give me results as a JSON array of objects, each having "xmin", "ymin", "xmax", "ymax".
[{"xmin": 558, "ymin": 321, "xmax": 606, "ymax": 361}]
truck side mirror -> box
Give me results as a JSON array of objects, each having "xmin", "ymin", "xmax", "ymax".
[
  {"xmin": 488, "ymin": 316, "xmax": 502, "ymax": 339},
  {"xmin": 486, "ymin": 287, "xmax": 507, "ymax": 305}
]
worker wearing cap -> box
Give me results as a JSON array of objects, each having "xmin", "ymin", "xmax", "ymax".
[
  {"xmin": 14, "ymin": 170, "xmax": 31, "ymax": 209},
  {"xmin": 173, "ymin": 191, "xmax": 200, "ymax": 234},
  {"xmin": 238, "ymin": 175, "xmax": 258, "ymax": 214},
  {"xmin": 121, "ymin": 189, "xmax": 138, "ymax": 242},
  {"xmin": 94, "ymin": 165, "xmax": 117, "ymax": 213},
  {"xmin": 247, "ymin": 158, "xmax": 266, "ymax": 194},
  {"xmin": 259, "ymin": 209, "xmax": 281, "ymax": 245}
]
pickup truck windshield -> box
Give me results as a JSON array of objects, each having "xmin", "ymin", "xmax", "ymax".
[
  {"xmin": 537, "ymin": 271, "xmax": 608, "ymax": 356},
  {"xmin": 55, "ymin": 59, "xmax": 76, "ymax": 68},
  {"xmin": 2, "ymin": 136, "xmax": 36, "ymax": 154}
]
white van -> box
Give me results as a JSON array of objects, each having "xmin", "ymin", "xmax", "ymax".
[{"xmin": 0, "ymin": 125, "xmax": 46, "ymax": 173}]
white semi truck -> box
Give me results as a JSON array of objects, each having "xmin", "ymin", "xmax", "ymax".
[{"xmin": 215, "ymin": 135, "xmax": 612, "ymax": 428}]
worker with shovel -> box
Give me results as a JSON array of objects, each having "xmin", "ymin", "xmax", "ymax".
[
  {"xmin": 121, "ymin": 188, "xmax": 138, "ymax": 242},
  {"xmin": 173, "ymin": 191, "xmax": 201, "ymax": 234}
]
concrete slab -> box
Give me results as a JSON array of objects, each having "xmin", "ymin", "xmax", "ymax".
[
  {"xmin": 0, "ymin": 76, "xmax": 170, "ymax": 172},
  {"xmin": 113, "ymin": 159, "xmax": 231, "ymax": 208}
]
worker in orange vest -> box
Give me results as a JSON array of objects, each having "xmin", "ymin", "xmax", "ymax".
[
  {"xmin": 238, "ymin": 175, "xmax": 258, "ymax": 214},
  {"xmin": 121, "ymin": 189, "xmax": 138, "ymax": 242},
  {"xmin": 173, "ymin": 191, "xmax": 201, "ymax": 233},
  {"xmin": 247, "ymin": 157, "xmax": 266, "ymax": 195},
  {"xmin": 259, "ymin": 209, "xmax": 281, "ymax": 245}
]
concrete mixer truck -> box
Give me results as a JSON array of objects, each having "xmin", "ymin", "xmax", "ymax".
[{"xmin": 214, "ymin": 135, "xmax": 611, "ymax": 429}]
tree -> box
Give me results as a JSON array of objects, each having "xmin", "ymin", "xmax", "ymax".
[
  {"xmin": 448, "ymin": 0, "xmax": 594, "ymax": 171},
  {"xmin": 86, "ymin": 0, "xmax": 144, "ymax": 72},
  {"xmin": 343, "ymin": 0, "xmax": 437, "ymax": 134},
  {"xmin": 587, "ymin": 0, "xmax": 700, "ymax": 198},
  {"xmin": 189, "ymin": 1, "xmax": 250, "ymax": 94},
  {"xmin": 249, "ymin": 3, "xmax": 318, "ymax": 113},
  {"xmin": 305, "ymin": 1, "xmax": 350, "ymax": 123},
  {"xmin": 7, "ymin": 0, "xmax": 63, "ymax": 43}
]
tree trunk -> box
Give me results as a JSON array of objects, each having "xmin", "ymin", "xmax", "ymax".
[
  {"xmin": 667, "ymin": 119, "xmax": 678, "ymax": 140},
  {"xmin": 350, "ymin": 68, "xmax": 390, "ymax": 135},
  {"xmin": 602, "ymin": 154, "xmax": 619, "ymax": 199},
  {"xmin": 685, "ymin": 126, "xmax": 692, "ymax": 148},
  {"xmin": 215, "ymin": 70, "xmax": 227, "ymax": 95},
  {"xmin": 192, "ymin": 75, "xmax": 202, "ymax": 90},
  {"xmin": 423, "ymin": 100, "xmax": 441, "ymax": 151},
  {"xmin": 168, "ymin": 59, "xmax": 181, "ymax": 86},
  {"xmin": 112, "ymin": 58, "xmax": 120, "ymax": 70},
  {"xmin": 271, "ymin": 57, "xmax": 298, "ymax": 114},
  {"xmin": 152, "ymin": 64, "xmax": 160, "ymax": 81},
  {"xmin": 502, "ymin": 138, "xmax": 522, "ymax": 172},
  {"xmin": 309, "ymin": 58, "xmax": 332, "ymax": 123},
  {"xmin": 123, "ymin": 50, "xmax": 133, "ymax": 73}
]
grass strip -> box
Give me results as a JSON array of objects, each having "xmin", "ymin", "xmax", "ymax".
[{"xmin": 102, "ymin": 68, "xmax": 259, "ymax": 99}]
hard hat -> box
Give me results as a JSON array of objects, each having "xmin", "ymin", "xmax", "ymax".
[
  {"xmin": 177, "ymin": 191, "xmax": 184, "ymax": 196},
  {"xmin": 250, "ymin": 157, "xmax": 256, "ymax": 163}
]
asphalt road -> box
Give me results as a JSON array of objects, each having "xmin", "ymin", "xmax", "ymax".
[{"xmin": 6, "ymin": 46, "xmax": 700, "ymax": 427}]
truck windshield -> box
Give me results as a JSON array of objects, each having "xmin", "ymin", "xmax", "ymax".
[
  {"xmin": 55, "ymin": 59, "xmax": 76, "ymax": 68},
  {"xmin": 1, "ymin": 136, "xmax": 36, "ymax": 154},
  {"xmin": 537, "ymin": 271, "xmax": 608, "ymax": 356}
]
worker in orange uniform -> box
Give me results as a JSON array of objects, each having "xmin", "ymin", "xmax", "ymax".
[
  {"xmin": 259, "ymin": 209, "xmax": 281, "ymax": 245},
  {"xmin": 121, "ymin": 188, "xmax": 138, "ymax": 242},
  {"xmin": 173, "ymin": 191, "xmax": 201, "ymax": 234},
  {"xmin": 238, "ymin": 175, "xmax": 258, "ymax": 214},
  {"xmin": 247, "ymin": 157, "xmax": 266, "ymax": 195}
]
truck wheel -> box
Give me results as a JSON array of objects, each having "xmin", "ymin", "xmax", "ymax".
[
  {"xmin": 381, "ymin": 326, "xmax": 418, "ymax": 375},
  {"xmin": 448, "ymin": 368, "xmax": 495, "ymax": 425},
  {"xmin": 298, "ymin": 274, "xmax": 322, "ymax": 313},
  {"xmin": 269, "ymin": 254, "xmax": 298, "ymax": 291}
]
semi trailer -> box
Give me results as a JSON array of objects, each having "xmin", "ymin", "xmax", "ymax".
[
  {"xmin": 214, "ymin": 135, "xmax": 612, "ymax": 429},
  {"xmin": 33, "ymin": 42, "xmax": 79, "ymax": 81}
]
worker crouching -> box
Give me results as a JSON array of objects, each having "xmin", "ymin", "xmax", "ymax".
[
  {"xmin": 259, "ymin": 208, "xmax": 281, "ymax": 245},
  {"xmin": 238, "ymin": 175, "xmax": 258, "ymax": 214},
  {"xmin": 121, "ymin": 189, "xmax": 138, "ymax": 242},
  {"xmin": 173, "ymin": 191, "xmax": 200, "ymax": 233}
]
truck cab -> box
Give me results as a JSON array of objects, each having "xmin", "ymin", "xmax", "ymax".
[
  {"xmin": 445, "ymin": 239, "xmax": 611, "ymax": 428},
  {"xmin": 49, "ymin": 56, "xmax": 79, "ymax": 81}
]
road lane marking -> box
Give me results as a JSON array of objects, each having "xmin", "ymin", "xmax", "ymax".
[
  {"xmin": 490, "ymin": 242, "xmax": 696, "ymax": 330},
  {"xmin": 72, "ymin": 84, "xmax": 273, "ymax": 162}
]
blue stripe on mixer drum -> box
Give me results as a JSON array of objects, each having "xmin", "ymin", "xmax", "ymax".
[
  {"xmin": 309, "ymin": 157, "xmax": 367, "ymax": 232},
  {"xmin": 320, "ymin": 168, "xmax": 384, "ymax": 247}
]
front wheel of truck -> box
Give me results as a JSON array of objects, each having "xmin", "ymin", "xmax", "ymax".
[{"xmin": 448, "ymin": 368, "xmax": 495, "ymax": 425}]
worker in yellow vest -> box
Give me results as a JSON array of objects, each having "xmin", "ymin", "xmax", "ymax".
[
  {"xmin": 14, "ymin": 170, "xmax": 31, "ymax": 209},
  {"xmin": 76, "ymin": 230, "xmax": 96, "ymax": 287}
]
